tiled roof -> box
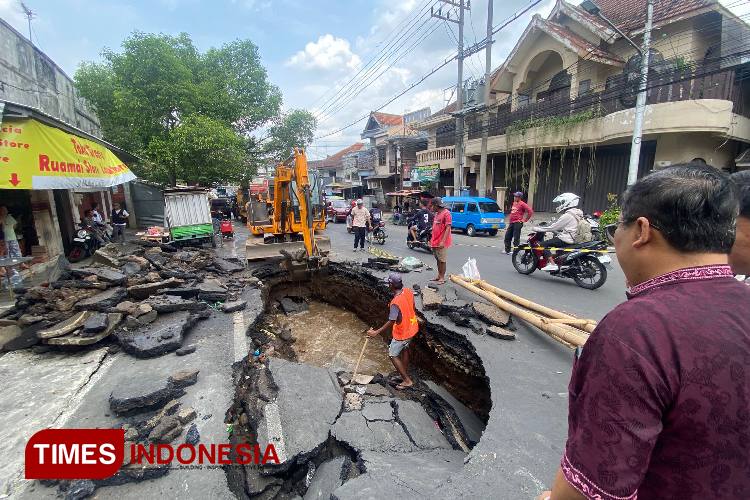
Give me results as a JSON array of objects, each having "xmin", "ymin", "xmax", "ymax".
[
  {"xmin": 542, "ymin": 18, "xmax": 624, "ymax": 64},
  {"xmin": 320, "ymin": 143, "xmax": 365, "ymax": 168},
  {"xmin": 552, "ymin": 0, "xmax": 616, "ymax": 40},
  {"xmin": 372, "ymin": 112, "xmax": 403, "ymax": 126},
  {"xmin": 596, "ymin": 0, "xmax": 714, "ymax": 33},
  {"xmin": 435, "ymin": 101, "xmax": 458, "ymax": 116}
]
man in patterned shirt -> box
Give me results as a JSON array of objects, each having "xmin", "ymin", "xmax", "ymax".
[{"xmin": 539, "ymin": 163, "xmax": 750, "ymax": 500}]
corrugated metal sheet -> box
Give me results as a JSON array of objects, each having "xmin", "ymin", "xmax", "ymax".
[
  {"xmin": 164, "ymin": 190, "xmax": 212, "ymax": 227},
  {"xmin": 131, "ymin": 182, "xmax": 164, "ymax": 228},
  {"xmin": 490, "ymin": 142, "xmax": 656, "ymax": 213}
]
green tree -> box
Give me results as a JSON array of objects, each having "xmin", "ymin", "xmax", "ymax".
[
  {"xmin": 145, "ymin": 115, "xmax": 247, "ymax": 185},
  {"xmin": 263, "ymin": 109, "xmax": 318, "ymax": 163},
  {"xmin": 74, "ymin": 32, "xmax": 287, "ymax": 184}
]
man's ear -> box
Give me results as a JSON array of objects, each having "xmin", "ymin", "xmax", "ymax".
[{"xmin": 631, "ymin": 217, "xmax": 653, "ymax": 249}]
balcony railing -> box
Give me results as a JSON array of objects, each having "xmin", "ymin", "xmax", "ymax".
[
  {"xmin": 417, "ymin": 146, "xmax": 456, "ymax": 164},
  {"xmin": 467, "ymin": 63, "xmax": 750, "ymax": 140}
]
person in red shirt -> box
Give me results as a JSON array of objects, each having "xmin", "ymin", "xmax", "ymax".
[
  {"xmin": 430, "ymin": 197, "xmax": 452, "ymax": 284},
  {"xmin": 505, "ymin": 191, "xmax": 534, "ymax": 254},
  {"xmin": 367, "ymin": 273, "xmax": 419, "ymax": 390}
]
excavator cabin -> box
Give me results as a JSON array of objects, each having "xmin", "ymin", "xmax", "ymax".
[{"xmin": 245, "ymin": 148, "xmax": 330, "ymax": 263}]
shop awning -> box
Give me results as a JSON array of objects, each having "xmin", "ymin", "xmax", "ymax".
[
  {"xmin": 385, "ymin": 189, "xmax": 424, "ymax": 197},
  {"xmin": 0, "ymin": 117, "xmax": 136, "ymax": 190}
]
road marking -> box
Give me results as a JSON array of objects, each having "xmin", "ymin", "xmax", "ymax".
[
  {"xmin": 232, "ymin": 311, "xmax": 247, "ymax": 363},
  {"xmin": 263, "ymin": 402, "xmax": 288, "ymax": 463},
  {"xmin": 514, "ymin": 467, "xmax": 547, "ymax": 491}
]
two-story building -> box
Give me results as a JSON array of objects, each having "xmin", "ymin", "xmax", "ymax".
[
  {"xmin": 360, "ymin": 110, "xmax": 430, "ymax": 203},
  {"xmin": 415, "ymin": 0, "xmax": 750, "ymax": 212}
]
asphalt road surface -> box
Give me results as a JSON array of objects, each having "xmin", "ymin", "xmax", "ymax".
[{"xmin": 325, "ymin": 219, "xmax": 628, "ymax": 321}]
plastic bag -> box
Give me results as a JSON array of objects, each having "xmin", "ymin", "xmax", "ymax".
[
  {"xmin": 400, "ymin": 256, "xmax": 423, "ymax": 270},
  {"xmin": 462, "ymin": 258, "xmax": 481, "ymax": 280}
]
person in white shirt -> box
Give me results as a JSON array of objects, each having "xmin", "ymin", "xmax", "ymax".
[
  {"xmin": 90, "ymin": 202, "xmax": 104, "ymax": 224},
  {"xmin": 0, "ymin": 206, "xmax": 22, "ymax": 284},
  {"xmin": 350, "ymin": 199, "xmax": 371, "ymax": 251}
]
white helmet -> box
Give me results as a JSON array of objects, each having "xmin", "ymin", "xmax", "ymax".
[{"xmin": 552, "ymin": 192, "xmax": 580, "ymax": 213}]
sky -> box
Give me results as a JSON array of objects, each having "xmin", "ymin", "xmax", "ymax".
[{"xmin": 1, "ymin": 0, "xmax": 748, "ymax": 160}]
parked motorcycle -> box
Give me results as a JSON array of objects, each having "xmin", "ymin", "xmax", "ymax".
[
  {"xmin": 511, "ymin": 228, "xmax": 610, "ymax": 289},
  {"xmin": 366, "ymin": 220, "xmax": 387, "ymax": 245},
  {"xmin": 406, "ymin": 226, "xmax": 432, "ymax": 252},
  {"xmin": 68, "ymin": 223, "xmax": 105, "ymax": 263}
]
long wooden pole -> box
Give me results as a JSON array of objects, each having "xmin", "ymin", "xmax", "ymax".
[
  {"xmin": 450, "ymin": 275, "xmax": 588, "ymax": 348},
  {"xmin": 349, "ymin": 336, "xmax": 370, "ymax": 385},
  {"xmin": 471, "ymin": 279, "xmax": 597, "ymax": 334}
]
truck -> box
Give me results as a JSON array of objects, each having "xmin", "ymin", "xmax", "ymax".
[{"xmin": 164, "ymin": 187, "xmax": 216, "ymax": 247}]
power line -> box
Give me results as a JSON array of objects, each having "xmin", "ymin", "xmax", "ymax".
[
  {"xmin": 316, "ymin": 18, "xmax": 445, "ymax": 124},
  {"xmin": 316, "ymin": 16, "xmax": 443, "ymax": 123},
  {"xmin": 313, "ymin": 1, "xmax": 437, "ymax": 118}
]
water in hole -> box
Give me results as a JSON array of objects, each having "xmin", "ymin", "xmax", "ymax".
[{"xmin": 276, "ymin": 300, "xmax": 393, "ymax": 375}]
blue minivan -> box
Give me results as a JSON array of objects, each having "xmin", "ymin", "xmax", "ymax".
[{"xmin": 443, "ymin": 196, "xmax": 506, "ymax": 237}]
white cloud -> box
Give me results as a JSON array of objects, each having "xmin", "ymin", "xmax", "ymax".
[{"xmin": 287, "ymin": 34, "xmax": 362, "ymax": 71}]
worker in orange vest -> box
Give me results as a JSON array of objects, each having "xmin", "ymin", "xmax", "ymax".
[{"xmin": 367, "ymin": 273, "xmax": 419, "ymax": 390}]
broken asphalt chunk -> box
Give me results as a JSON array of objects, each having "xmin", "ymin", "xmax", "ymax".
[
  {"xmin": 222, "ymin": 300, "xmax": 247, "ymax": 313},
  {"xmin": 116, "ymin": 310, "xmax": 204, "ymax": 358},
  {"xmin": 82, "ymin": 312, "xmax": 109, "ymax": 334},
  {"xmin": 144, "ymin": 295, "xmax": 208, "ymax": 314},
  {"xmin": 37, "ymin": 311, "xmax": 91, "ymax": 339},
  {"xmin": 472, "ymin": 301, "xmax": 512, "ymax": 328},
  {"xmin": 127, "ymin": 277, "xmax": 182, "ymax": 300},
  {"xmin": 486, "ymin": 325, "xmax": 516, "ymax": 340},
  {"xmin": 109, "ymin": 376, "xmax": 186, "ymax": 415},
  {"xmin": 70, "ymin": 266, "xmax": 127, "ymax": 285},
  {"xmin": 168, "ymin": 369, "xmax": 199, "ymax": 388},
  {"xmin": 75, "ymin": 288, "xmax": 128, "ymax": 312}
]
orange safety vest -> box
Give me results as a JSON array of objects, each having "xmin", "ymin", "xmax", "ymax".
[{"xmin": 390, "ymin": 288, "xmax": 418, "ymax": 341}]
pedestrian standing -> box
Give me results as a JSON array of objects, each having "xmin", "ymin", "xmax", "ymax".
[
  {"xmin": 111, "ymin": 202, "xmax": 129, "ymax": 243},
  {"xmin": 90, "ymin": 202, "xmax": 103, "ymax": 224},
  {"xmin": 538, "ymin": 164, "xmax": 750, "ymax": 500},
  {"xmin": 350, "ymin": 199, "xmax": 370, "ymax": 252},
  {"xmin": 504, "ymin": 191, "xmax": 533, "ymax": 254},
  {"xmin": 730, "ymin": 170, "xmax": 750, "ymax": 277},
  {"xmin": 429, "ymin": 197, "xmax": 452, "ymax": 284},
  {"xmin": 0, "ymin": 206, "xmax": 22, "ymax": 285},
  {"xmin": 367, "ymin": 273, "xmax": 418, "ymax": 390}
]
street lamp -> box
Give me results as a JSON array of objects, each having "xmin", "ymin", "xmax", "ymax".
[{"xmin": 580, "ymin": 0, "xmax": 642, "ymax": 54}]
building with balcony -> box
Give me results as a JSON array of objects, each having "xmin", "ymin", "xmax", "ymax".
[
  {"xmin": 360, "ymin": 110, "xmax": 429, "ymax": 202},
  {"xmin": 414, "ymin": 0, "xmax": 750, "ymax": 212}
]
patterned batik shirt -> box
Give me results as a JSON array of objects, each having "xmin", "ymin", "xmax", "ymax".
[{"xmin": 562, "ymin": 265, "xmax": 750, "ymax": 499}]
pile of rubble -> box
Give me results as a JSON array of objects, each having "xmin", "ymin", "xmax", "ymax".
[
  {"xmin": 55, "ymin": 368, "xmax": 202, "ymax": 499},
  {"xmin": 420, "ymin": 284, "xmax": 517, "ymax": 340},
  {"xmin": 0, "ymin": 240, "xmax": 256, "ymax": 357}
]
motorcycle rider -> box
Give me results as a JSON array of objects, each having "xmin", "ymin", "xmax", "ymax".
[
  {"xmin": 370, "ymin": 201, "xmax": 383, "ymax": 224},
  {"xmin": 532, "ymin": 193, "xmax": 584, "ymax": 272},
  {"xmin": 409, "ymin": 198, "xmax": 433, "ymax": 243}
]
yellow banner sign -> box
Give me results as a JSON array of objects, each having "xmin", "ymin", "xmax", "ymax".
[{"xmin": 0, "ymin": 118, "xmax": 136, "ymax": 189}]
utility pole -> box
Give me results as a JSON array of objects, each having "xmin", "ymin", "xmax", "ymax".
[
  {"xmin": 432, "ymin": 0, "xmax": 469, "ymax": 195},
  {"xmin": 477, "ymin": 0, "xmax": 493, "ymax": 198},
  {"xmin": 627, "ymin": 0, "xmax": 653, "ymax": 186}
]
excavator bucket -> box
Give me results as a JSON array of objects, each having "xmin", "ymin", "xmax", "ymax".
[{"xmin": 245, "ymin": 235, "xmax": 331, "ymax": 262}]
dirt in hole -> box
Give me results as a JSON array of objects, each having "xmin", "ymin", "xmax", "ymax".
[{"xmin": 274, "ymin": 300, "xmax": 393, "ymax": 376}]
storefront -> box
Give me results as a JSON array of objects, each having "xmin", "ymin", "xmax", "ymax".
[{"xmin": 0, "ymin": 102, "xmax": 137, "ymax": 282}]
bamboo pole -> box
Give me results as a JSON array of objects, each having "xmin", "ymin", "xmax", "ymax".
[
  {"xmin": 471, "ymin": 279, "xmax": 597, "ymax": 333},
  {"xmin": 450, "ymin": 275, "xmax": 588, "ymax": 348}
]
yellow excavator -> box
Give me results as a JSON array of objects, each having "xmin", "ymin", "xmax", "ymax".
[{"xmin": 245, "ymin": 148, "xmax": 330, "ymax": 263}]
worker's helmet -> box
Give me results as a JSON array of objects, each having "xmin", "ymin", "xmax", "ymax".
[
  {"xmin": 356, "ymin": 199, "xmax": 363, "ymax": 205},
  {"xmin": 552, "ymin": 193, "xmax": 580, "ymax": 213}
]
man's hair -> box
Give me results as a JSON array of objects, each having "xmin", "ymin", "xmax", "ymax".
[
  {"xmin": 731, "ymin": 170, "xmax": 750, "ymax": 218},
  {"xmin": 621, "ymin": 163, "xmax": 738, "ymax": 254},
  {"xmin": 420, "ymin": 198, "xmax": 429, "ymax": 207}
]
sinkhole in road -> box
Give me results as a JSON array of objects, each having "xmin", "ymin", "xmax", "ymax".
[{"xmin": 225, "ymin": 262, "xmax": 491, "ymax": 498}]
